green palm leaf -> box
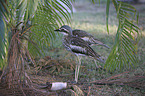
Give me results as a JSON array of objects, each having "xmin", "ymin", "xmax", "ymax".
[
  {"xmin": 28, "ymin": 0, "xmax": 73, "ymax": 56},
  {"xmin": 0, "ymin": 0, "xmax": 8, "ymax": 68},
  {"xmin": 105, "ymin": 0, "xmax": 140, "ymax": 71}
]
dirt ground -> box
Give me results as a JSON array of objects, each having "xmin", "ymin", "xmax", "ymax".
[{"xmin": 1, "ymin": 56, "xmax": 144, "ymax": 96}]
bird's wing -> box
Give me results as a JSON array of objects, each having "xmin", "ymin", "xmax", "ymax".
[
  {"xmin": 72, "ymin": 29, "xmax": 110, "ymax": 48},
  {"xmin": 63, "ymin": 36, "xmax": 105, "ymax": 63},
  {"xmin": 91, "ymin": 37, "xmax": 110, "ymax": 49},
  {"xmin": 69, "ymin": 36, "xmax": 101, "ymax": 58},
  {"xmin": 72, "ymin": 29, "xmax": 92, "ymax": 37}
]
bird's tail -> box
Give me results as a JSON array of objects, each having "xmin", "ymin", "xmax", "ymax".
[{"xmin": 91, "ymin": 38, "xmax": 110, "ymax": 49}]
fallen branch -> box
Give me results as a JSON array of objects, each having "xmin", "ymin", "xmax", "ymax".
[
  {"xmin": 90, "ymin": 75, "xmax": 145, "ymax": 89},
  {"xmin": 106, "ymin": 71, "xmax": 130, "ymax": 80}
]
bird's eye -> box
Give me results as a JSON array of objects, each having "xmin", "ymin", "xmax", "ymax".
[
  {"xmin": 61, "ymin": 29, "xmax": 65, "ymax": 31},
  {"xmin": 61, "ymin": 28, "xmax": 69, "ymax": 33},
  {"xmin": 71, "ymin": 41, "xmax": 74, "ymax": 44}
]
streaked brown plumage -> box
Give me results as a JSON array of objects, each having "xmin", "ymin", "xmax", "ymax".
[
  {"xmin": 55, "ymin": 25, "xmax": 110, "ymax": 48},
  {"xmin": 72, "ymin": 29, "xmax": 110, "ymax": 48},
  {"xmin": 62, "ymin": 35, "xmax": 105, "ymax": 63},
  {"xmin": 54, "ymin": 25, "xmax": 106, "ymax": 82}
]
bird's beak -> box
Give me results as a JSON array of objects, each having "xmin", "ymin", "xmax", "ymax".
[{"xmin": 54, "ymin": 29, "xmax": 60, "ymax": 31}]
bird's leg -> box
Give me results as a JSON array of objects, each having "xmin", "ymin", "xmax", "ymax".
[
  {"xmin": 75, "ymin": 56, "xmax": 82, "ymax": 83},
  {"xmin": 94, "ymin": 60, "xmax": 102, "ymax": 69}
]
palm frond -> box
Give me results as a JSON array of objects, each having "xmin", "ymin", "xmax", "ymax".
[
  {"xmin": 0, "ymin": 17, "xmax": 6, "ymax": 68},
  {"xmin": 28, "ymin": 0, "xmax": 73, "ymax": 56},
  {"xmin": 0, "ymin": 0, "xmax": 8, "ymax": 68},
  {"xmin": 106, "ymin": 0, "xmax": 110, "ymax": 33},
  {"xmin": 105, "ymin": 0, "xmax": 140, "ymax": 71}
]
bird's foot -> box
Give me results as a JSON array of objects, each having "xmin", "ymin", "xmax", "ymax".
[{"xmin": 68, "ymin": 81, "xmax": 78, "ymax": 85}]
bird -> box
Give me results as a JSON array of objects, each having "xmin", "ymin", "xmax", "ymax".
[
  {"xmin": 54, "ymin": 26, "xmax": 105, "ymax": 83},
  {"xmin": 54, "ymin": 25, "xmax": 110, "ymax": 49}
]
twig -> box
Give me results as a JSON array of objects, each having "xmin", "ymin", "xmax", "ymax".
[
  {"xmin": 90, "ymin": 71, "xmax": 130, "ymax": 83},
  {"xmin": 90, "ymin": 76, "xmax": 145, "ymax": 90},
  {"xmin": 106, "ymin": 71, "xmax": 130, "ymax": 80},
  {"xmin": 0, "ymin": 66, "xmax": 7, "ymax": 82},
  {"xmin": 87, "ymin": 86, "xmax": 91, "ymax": 96}
]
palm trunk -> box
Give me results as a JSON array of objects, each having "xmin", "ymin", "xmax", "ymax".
[{"xmin": 6, "ymin": 29, "xmax": 22, "ymax": 88}]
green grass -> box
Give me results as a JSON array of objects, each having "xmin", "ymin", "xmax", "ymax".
[{"xmin": 42, "ymin": 0, "xmax": 145, "ymax": 95}]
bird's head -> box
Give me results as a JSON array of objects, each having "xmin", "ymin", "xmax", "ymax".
[{"xmin": 54, "ymin": 25, "xmax": 72, "ymax": 36}]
